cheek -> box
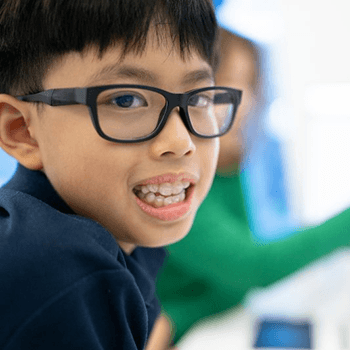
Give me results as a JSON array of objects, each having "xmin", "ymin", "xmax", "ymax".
[
  {"xmin": 36, "ymin": 110, "xmax": 88, "ymax": 165},
  {"xmin": 37, "ymin": 120, "xmax": 109, "ymax": 198},
  {"xmin": 44, "ymin": 144, "xmax": 129, "ymax": 222}
]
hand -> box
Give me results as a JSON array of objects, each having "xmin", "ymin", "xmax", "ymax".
[{"xmin": 145, "ymin": 314, "xmax": 175, "ymax": 350}]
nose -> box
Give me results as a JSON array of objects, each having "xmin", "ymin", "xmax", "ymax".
[{"xmin": 149, "ymin": 108, "xmax": 196, "ymax": 159}]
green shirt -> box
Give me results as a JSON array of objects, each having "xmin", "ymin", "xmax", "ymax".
[{"xmin": 157, "ymin": 173, "xmax": 350, "ymax": 343}]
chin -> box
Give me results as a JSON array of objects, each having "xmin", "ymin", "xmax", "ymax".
[
  {"xmin": 162, "ymin": 220, "xmax": 193, "ymax": 246},
  {"xmin": 146, "ymin": 219, "xmax": 194, "ymax": 248}
]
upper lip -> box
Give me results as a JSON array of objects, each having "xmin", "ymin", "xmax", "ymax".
[{"xmin": 134, "ymin": 172, "xmax": 199, "ymax": 187}]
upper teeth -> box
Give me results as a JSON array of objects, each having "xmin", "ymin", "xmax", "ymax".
[{"xmin": 135, "ymin": 181, "xmax": 190, "ymax": 196}]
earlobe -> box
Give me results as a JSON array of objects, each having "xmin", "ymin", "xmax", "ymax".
[{"xmin": 0, "ymin": 95, "xmax": 43, "ymax": 170}]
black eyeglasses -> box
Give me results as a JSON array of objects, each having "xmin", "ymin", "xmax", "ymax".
[{"xmin": 16, "ymin": 85, "xmax": 242, "ymax": 143}]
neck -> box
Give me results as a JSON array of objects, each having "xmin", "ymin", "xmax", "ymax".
[{"xmin": 118, "ymin": 241, "xmax": 136, "ymax": 255}]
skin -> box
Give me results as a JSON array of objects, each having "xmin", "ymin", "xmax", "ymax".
[
  {"xmin": 0, "ymin": 32, "xmax": 219, "ymax": 256},
  {"xmin": 146, "ymin": 314, "xmax": 176, "ymax": 350}
]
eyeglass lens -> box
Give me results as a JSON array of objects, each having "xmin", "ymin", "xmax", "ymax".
[{"xmin": 96, "ymin": 88, "xmax": 236, "ymax": 141}]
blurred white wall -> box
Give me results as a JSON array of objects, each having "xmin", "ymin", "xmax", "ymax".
[
  {"xmin": 280, "ymin": 0, "xmax": 350, "ymax": 225},
  {"xmin": 218, "ymin": 0, "xmax": 350, "ymax": 226}
]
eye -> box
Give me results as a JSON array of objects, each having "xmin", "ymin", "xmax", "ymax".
[
  {"xmin": 109, "ymin": 93, "xmax": 148, "ymax": 108},
  {"xmin": 188, "ymin": 94, "xmax": 212, "ymax": 108}
]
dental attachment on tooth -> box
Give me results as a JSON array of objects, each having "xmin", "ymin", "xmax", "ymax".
[{"xmin": 134, "ymin": 181, "xmax": 189, "ymax": 207}]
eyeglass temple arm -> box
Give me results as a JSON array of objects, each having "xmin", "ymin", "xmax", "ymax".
[{"xmin": 17, "ymin": 88, "xmax": 87, "ymax": 106}]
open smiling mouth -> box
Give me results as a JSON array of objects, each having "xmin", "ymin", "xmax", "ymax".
[
  {"xmin": 133, "ymin": 180, "xmax": 195, "ymax": 221},
  {"xmin": 133, "ymin": 181, "xmax": 191, "ymax": 208}
]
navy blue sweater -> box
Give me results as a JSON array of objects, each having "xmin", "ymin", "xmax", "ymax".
[{"xmin": 0, "ymin": 165, "xmax": 166, "ymax": 349}]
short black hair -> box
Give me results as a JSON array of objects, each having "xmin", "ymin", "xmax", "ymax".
[{"xmin": 0, "ymin": 0, "xmax": 218, "ymax": 95}]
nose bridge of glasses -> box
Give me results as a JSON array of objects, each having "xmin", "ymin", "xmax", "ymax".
[
  {"xmin": 165, "ymin": 91, "xmax": 184, "ymax": 110},
  {"xmin": 161, "ymin": 92, "xmax": 189, "ymax": 130}
]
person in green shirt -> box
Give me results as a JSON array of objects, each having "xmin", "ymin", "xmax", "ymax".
[{"xmin": 156, "ymin": 29, "xmax": 350, "ymax": 345}]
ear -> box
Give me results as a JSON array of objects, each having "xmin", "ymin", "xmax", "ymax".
[{"xmin": 0, "ymin": 94, "xmax": 43, "ymax": 170}]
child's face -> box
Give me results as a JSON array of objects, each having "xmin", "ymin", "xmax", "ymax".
[{"xmin": 30, "ymin": 38, "xmax": 219, "ymax": 253}]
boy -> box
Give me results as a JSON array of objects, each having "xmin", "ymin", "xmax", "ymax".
[{"xmin": 0, "ymin": 0, "xmax": 242, "ymax": 349}]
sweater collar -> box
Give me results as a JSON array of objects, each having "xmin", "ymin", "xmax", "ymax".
[
  {"xmin": 3, "ymin": 164, "xmax": 75, "ymax": 215},
  {"xmin": 3, "ymin": 164, "xmax": 166, "ymax": 279}
]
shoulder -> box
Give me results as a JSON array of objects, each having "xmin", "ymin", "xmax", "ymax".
[
  {"xmin": 0, "ymin": 187, "xmax": 123, "ymax": 268},
  {"xmin": 0, "ymin": 187, "xmax": 166, "ymax": 274},
  {"xmin": 0, "ymin": 188, "xmax": 132, "ymax": 293},
  {"xmin": 0, "ymin": 188, "xmax": 151, "ymax": 348}
]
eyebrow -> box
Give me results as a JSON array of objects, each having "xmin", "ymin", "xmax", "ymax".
[{"xmin": 86, "ymin": 65, "xmax": 214, "ymax": 86}]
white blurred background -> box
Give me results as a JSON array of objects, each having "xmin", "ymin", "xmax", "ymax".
[
  {"xmin": 217, "ymin": 0, "xmax": 350, "ymax": 228},
  {"xmin": 280, "ymin": 0, "xmax": 350, "ymax": 226},
  {"xmin": 178, "ymin": 0, "xmax": 350, "ymax": 348}
]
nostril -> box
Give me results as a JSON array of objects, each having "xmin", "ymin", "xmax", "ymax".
[
  {"xmin": 160, "ymin": 148, "xmax": 193, "ymax": 157},
  {"xmin": 161, "ymin": 151, "xmax": 174, "ymax": 157}
]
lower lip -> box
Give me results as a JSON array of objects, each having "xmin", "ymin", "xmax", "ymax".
[{"xmin": 135, "ymin": 186, "xmax": 194, "ymax": 221}]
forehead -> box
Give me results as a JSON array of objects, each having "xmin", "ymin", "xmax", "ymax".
[{"xmin": 43, "ymin": 37, "xmax": 214, "ymax": 91}]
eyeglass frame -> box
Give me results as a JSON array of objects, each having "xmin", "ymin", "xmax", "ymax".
[{"xmin": 16, "ymin": 84, "xmax": 243, "ymax": 143}]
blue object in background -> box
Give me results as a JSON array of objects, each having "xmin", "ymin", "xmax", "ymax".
[
  {"xmin": 213, "ymin": 0, "xmax": 224, "ymax": 8},
  {"xmin": 240, "ymin": 104, "xmax": 298, "ymax": 240},
  {"xmin": 0, "ymin": 149, "xmax": 17, "ymax": 187},
  {"xmin": 254, "ymin": 319, "xmax": 312, "ymax": 349},
  {"xmin": 238, "ymin": 41, "xmax": 299, "ymax": 241}
]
